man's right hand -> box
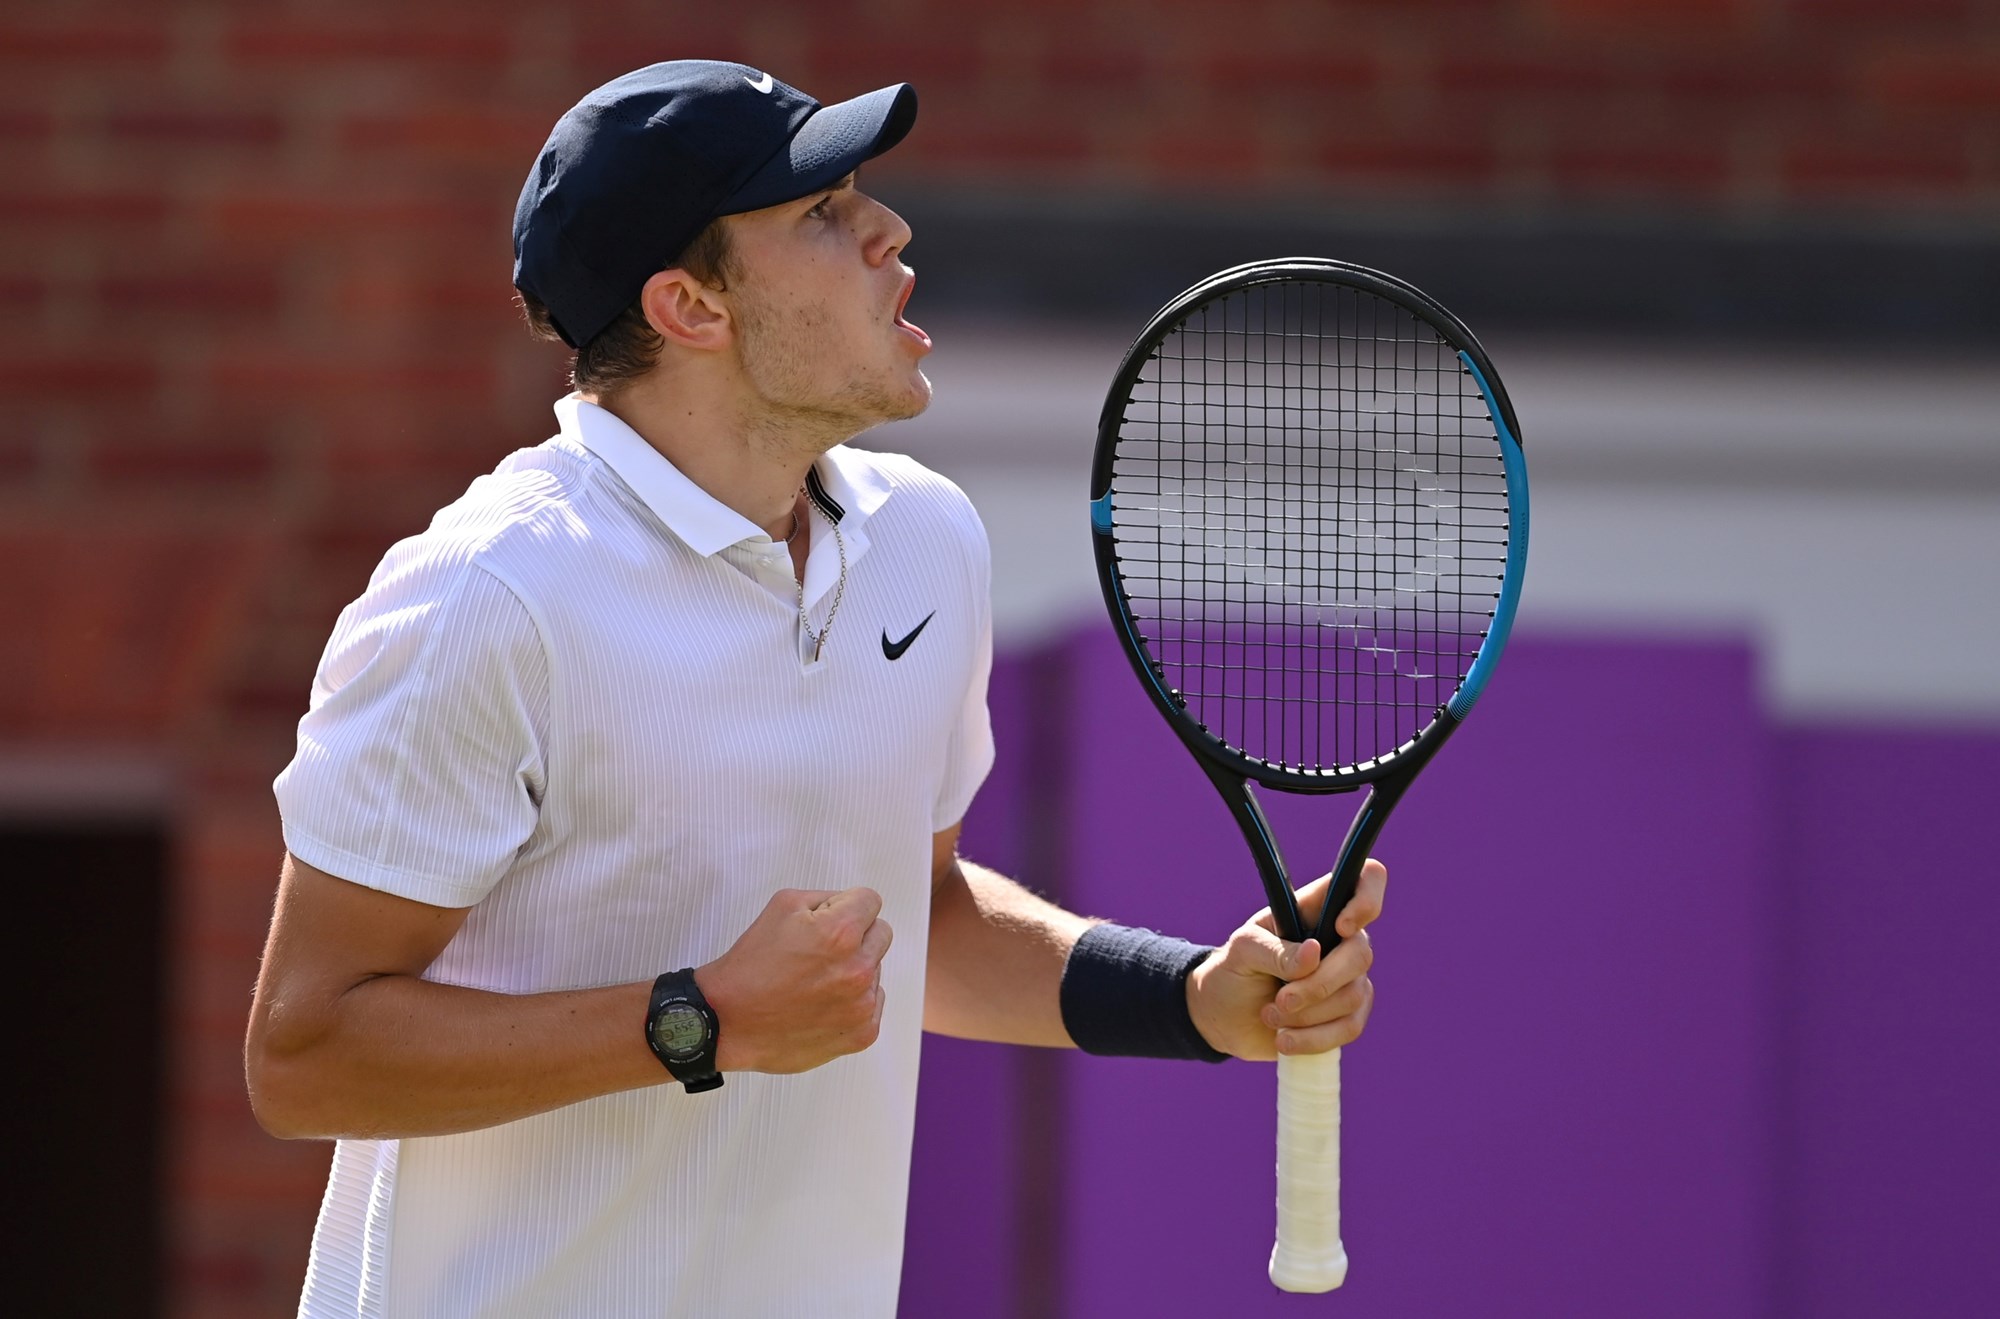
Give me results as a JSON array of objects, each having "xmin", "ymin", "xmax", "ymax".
[{"xmin": 697, "ymin": 887, "xmax": 893, "ymax": 1074}]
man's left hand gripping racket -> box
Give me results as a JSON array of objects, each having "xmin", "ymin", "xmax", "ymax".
[{"xmin": 1089, "ymin": 258, "xmax": 1528, "ymax": 1291}]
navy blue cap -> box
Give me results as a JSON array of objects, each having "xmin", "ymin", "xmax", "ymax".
[{"xmin": 513, "ymin": 61, "xmax": 918, "ymax": 349}]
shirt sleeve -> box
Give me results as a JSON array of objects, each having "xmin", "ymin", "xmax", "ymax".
[
  {"xmin": 273, "ymin": 554, "xmax": 550, "ymax": 908},
  {"xmin": 931, "ymin": 514, "xmax": 996, "ymax": 832}
]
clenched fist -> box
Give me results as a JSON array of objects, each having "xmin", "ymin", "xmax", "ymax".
[{"xmin": 697, "ymin": 887, "xmax": 894, "ymax": 1075}]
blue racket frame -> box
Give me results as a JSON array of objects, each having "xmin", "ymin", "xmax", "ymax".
[{"xmin": 1089, "ymin": 258, "xmax": 1529, "ymax": 947}]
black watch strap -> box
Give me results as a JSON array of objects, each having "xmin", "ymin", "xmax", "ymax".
[{"xmin": 645, "ymin": 968, "xmax": 723, "ymax": 1094}]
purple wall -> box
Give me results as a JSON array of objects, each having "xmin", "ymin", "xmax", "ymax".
[
  {"xmin": 902, "ymin": 628, "xmax": 2000, "ymax": 1318},
  {"xmin": 1776, "ymin": 728, "xmax": 2000, "ymax": 1319}
]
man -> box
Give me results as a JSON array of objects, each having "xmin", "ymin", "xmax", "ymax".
[{"xmin": 246, "ymin": 61, "xmax": 1384, "ymax": 1317}]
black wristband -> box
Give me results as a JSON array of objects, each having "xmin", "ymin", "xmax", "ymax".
[{"xmin": 1059, "ymin": 923, "xmax": 1228, "ymax": 1063}]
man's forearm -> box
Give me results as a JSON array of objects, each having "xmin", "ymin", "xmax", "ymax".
[
  {"xmin": 249, "ymin": 976, "xmax": 662, "ymax": 1140},
  {"xmin": 250, "ymin": 852, "xmax": 897, "ymax": 1141},
  {"xmin": 924, "ymin": 857, "xmax": 1093, "ymax": 1046}
]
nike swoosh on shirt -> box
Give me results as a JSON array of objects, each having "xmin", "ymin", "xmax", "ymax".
[
  {"xmin": 744, "ymin": 72, "xmax": 775, "ymax": 93},
  {"xmin": 882, "ymin": 612, "xmax": 935, "ymax": 661}
]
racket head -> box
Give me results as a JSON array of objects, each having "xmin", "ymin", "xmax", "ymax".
[{"xmin": 1090, "ymin": 258, "xmax": 1528, "ymax": 793}]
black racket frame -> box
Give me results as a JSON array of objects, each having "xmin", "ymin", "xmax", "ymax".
[{"xmin": 1088, "ymin": 257, "xmax": 1526, "ymax": 948}]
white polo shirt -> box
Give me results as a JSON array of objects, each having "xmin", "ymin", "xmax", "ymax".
[{"xmin": 274, "ymin": 396, "xmax": 994, "ymax": 1318}]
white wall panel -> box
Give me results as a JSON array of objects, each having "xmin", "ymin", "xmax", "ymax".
[{"xmin": 881, "ymin": 322, "xmax": 2000, "ymax": 720}]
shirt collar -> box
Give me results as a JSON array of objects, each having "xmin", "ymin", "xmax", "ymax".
[
  {"xmin": 811, "ymin": 440, "xmax": 894, "ymax": 525},
  {"xmin": 556, "ymin": 395, "xmax": 757, "ymax": 556},
  {"xmin": 556, "ymin": 396, "xmax": 900, "ymax": 560}
]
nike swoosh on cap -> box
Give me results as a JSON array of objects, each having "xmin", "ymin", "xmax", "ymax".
[
  {"xmin": 882, "ymin": 612, "xmax": 935, "ymax": 661},
  {"xmin": 743, "ymin": 71, "xmax": 774, "ymax": 93}
]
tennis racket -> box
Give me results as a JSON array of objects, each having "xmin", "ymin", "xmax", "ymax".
[{"xmin": 1088, "ymin": 257, "xmax": 1528, "ymax": 1292}]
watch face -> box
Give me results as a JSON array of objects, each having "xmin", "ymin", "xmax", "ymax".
[{"xmin": 652, "ymin": 1002, "xmax": 709, "ymax": 1061}]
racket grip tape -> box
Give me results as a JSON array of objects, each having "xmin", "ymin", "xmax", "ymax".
[{"xmin": 1270, "ymin": 1048, "xmax": 1348, "ymax": 1292}]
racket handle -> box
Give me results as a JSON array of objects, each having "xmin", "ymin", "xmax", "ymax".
[{"xmin": 1270, "ymin": 1047, "xmax": 1348, "ymax": 1292}]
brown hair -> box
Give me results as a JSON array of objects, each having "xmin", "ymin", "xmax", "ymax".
[{"xmin": 518, "ymin": 219, "xmax": 736, "ymax": 397}]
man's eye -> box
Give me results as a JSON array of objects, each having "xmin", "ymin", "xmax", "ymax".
[{"xmin": 808, "ymin": 195, "xmax": 833, "ymax": 218}]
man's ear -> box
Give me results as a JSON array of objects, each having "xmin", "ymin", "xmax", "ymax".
[{"xmin": 639, "ymin": 269, "xmax": 731, "ymax": 350}]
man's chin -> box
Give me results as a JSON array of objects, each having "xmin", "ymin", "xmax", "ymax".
[
  {"xmin": 826, "ymin": 368, "xmax": 933, "ymax": 443},
  {"xmin": 868, "ymin": 369, "xmax": 933, "ymax": 426},
  {"xmin": 895, "ymin": 369, "xmax": 934, "ymax": 419}
]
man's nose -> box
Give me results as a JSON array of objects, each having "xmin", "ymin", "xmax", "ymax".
[{"xmin": 864, "ymin": 195, "xmax": 914, "ymax": 263}]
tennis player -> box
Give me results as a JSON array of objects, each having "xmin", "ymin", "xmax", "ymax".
[{"xmin": 246, "ymin": 60, "xmax": 1386, "ymax": 1317}]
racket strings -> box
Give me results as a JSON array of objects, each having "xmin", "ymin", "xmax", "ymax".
[{"xmin": 1106, "ymin": 280, "xmax": 1512, "ymax": 774}]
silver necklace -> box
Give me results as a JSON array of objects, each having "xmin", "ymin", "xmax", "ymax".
[{"xmin": 795, "ymin": 507, "xmax": 847, "ymax": 661}]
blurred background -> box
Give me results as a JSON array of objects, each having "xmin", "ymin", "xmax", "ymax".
[{"xmin": 4, "ymin": 1, "xmax": 1996, "ymax": 1315}]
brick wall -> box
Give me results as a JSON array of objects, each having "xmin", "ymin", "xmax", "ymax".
[{"xmin": 1, "ymin": 1, "xmax": 1994, "ymax": 1313}]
